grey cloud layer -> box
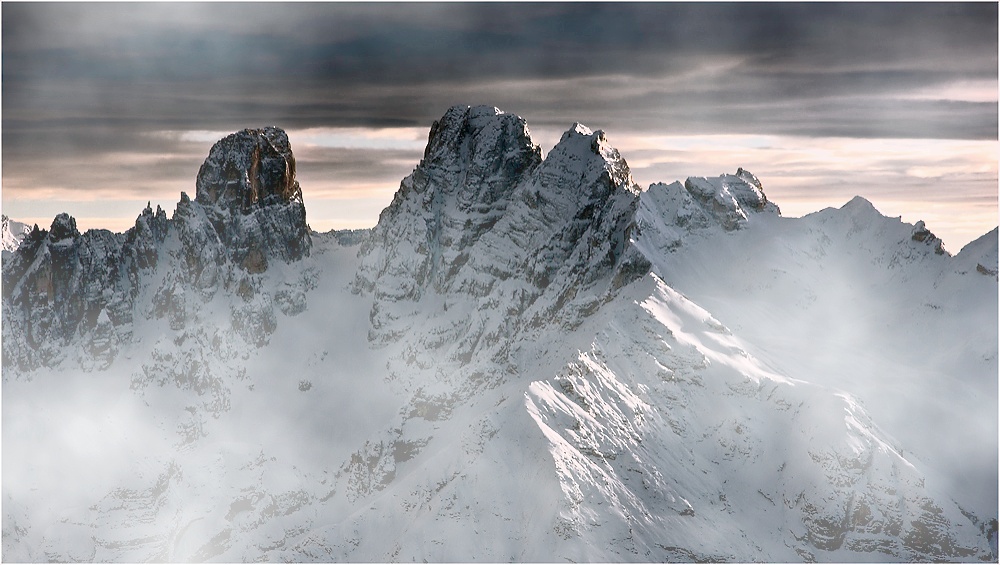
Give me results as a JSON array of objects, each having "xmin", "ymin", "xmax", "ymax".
[
  {"xmin": 5, "ymin": 3, "xmax": 996, "ymax": 131},
  {"xmin": 2, "ymin": 2, "xmax": 997, "ymax": 208}
]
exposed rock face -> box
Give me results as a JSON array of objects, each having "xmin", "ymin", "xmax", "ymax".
[
  {"xmin": 191, "ymin": 126, "xmax": 310, "ymax": 274},
  {"xmin": 2, "ymin": 127, "xmax": 311, "ymax": 372},
  {"xmin": 196, "ymin": 127, "xmax": 302, "ymax": 211},
  {"xmin": 356, "ymin": 106, "xmax": 642, "ymax": 366},
  {"xmin": 2, "ymin": 215, "xmax": 130, "ymax": 370},
  {"xmin": 680, "ymin": 170, "xmax": 779, "ymax": 231},
  {"xmin": 631, "ymin": 169, "xmax": 780, "ymax": 256},
  {"xmin": 356, "ymin": 105, "xmax": 542, "ymax": 300},
  {"xmin": 911, "ymin": 220, "xmax": 946, "ymax": 255}
]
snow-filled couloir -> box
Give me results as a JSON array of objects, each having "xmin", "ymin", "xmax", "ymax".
[{"xmin": 3, "ymin": 105, "xmax": 996, "ymax": 562}]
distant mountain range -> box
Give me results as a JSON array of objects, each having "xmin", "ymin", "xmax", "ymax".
[{"xmin": 3, "ymin": 106, "xmax": 996, "ymax": 562}]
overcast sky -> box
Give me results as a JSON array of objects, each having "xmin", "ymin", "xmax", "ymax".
[{"xmin": 3, "ymin": 2, "xmax": 997, "ymax": 249}]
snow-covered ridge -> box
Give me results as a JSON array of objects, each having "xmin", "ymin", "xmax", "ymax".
[
  {"xmin": 2, "ymin": 106, "xmax": 997, "ymax": 562},
  {"xmin": 1, "ymin": 214, "xmax": 31, "ymax": 257},
  {"xmin": 346, "ymin": 105, "xmax": 996, "ymax": 560},
  {"xmin": 355, "ymin": 105, "xmax": 644, "ymax": 369}
]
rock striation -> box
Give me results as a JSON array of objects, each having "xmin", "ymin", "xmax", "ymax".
[
  {"xmin": 188, "ymin": 126, "xmax": 310, "ymax": 274},
  {"xmin": 355, "ymin": 105, "xmax": 542, "ymax": 301}
]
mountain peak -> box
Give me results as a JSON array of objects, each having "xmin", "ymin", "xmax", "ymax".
[
  {"xmin": 651, "ymin": 169, "xmax": 780, "ymax": 233},
  {"xmin": 2, "ymin": 215, "xmax": 31, "ymax": 255},
  {"xmin": 358, "ymin": 107, "xmax": 641, "ymax": 339},
  {"xmin": 735, "ymin": 167, "xmax": 763, "ymax": 190},
  {"xmin": 357, "ymin": 105, "xmax": 542, "ymax": 300},
  {"xmin": 545, "ymin": 123, "xmax": 637, "ymax": 195},
  {"xmin": 410, "ymin": 104, "xmax": 542, "ymax": 210},
  {"xmin": 422, "ymin": 105, "xmax": 536, "ymax": 166},
  {"xmin": 566, "ymin": 122, "xmax": 594, "ymax": 137},
  {"xmin": 956, "ymin": 226, "xmax": 999, "ymax": 277},
  {"xmin": 182, "ymin": 126, "xmax": 311, "ymax": 272},
  {"xmin": 48, "ymin": 213, "xmax": 80, "ymax": 242},
  {"xmin": 841, "ymin": 195, "xmax": 880, "ymax": 215},
  {"xmin": 195, "ymin": 126, "xmax": 302, "ymax": 213}
]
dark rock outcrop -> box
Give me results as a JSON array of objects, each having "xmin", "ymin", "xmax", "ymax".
[
  {"xmin": 911, "ymin": 221, "xmax": 946, "ymax": 255},
  {"xmin": 190, "ymin": 127, "xmax": 310, "ymax": 275},
  {"xmin": 196, "ymin": 127, "xmax": 302, "ymax": 211},
  {"xmin": 2, "ymin": 215, "xmax": 130, "ymax": 369},
  {"xmin": 3, "ymin": 126, "xmax": 311, "ymax": 372}
]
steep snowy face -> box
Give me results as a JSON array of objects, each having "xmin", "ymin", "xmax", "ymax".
[
  {"xmin": 955, "ymin": 226, "xmax": 998, "ymax": 278},
  {"xmin": 522, "ymin": 274, "xmax": 991, "ymax": 561},
  {"xmin": 632, "ymin": 186, "xmax": 998, "ymax": 530},
  {"xmin": 452, "ymin": 122, "xmax": 644, "ymax": 316}
]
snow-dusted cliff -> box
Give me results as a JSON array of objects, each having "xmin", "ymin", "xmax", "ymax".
[{"xmin": 3, "ymin": 106, "xmax": 996, "ymax": 562}]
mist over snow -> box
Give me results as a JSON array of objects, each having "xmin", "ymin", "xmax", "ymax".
[{"xmin": 2, "ymin": 106, "xmax": 997, "ymax": 562}]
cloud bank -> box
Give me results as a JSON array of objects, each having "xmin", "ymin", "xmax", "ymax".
[{"xmin": 2, "ymin": 3, "xmax": 997, "ymax": 247}]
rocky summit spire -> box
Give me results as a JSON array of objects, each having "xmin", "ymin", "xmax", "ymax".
[
  {"xmin": 180, "ymin": 126, "xmax": 311, "ymax": 275},
  {"xmin": 356, "ymin": 106, "xmax": 645, "ymax": 355},
  {"xmin": 195, "ymin": 127, "xmax": 302, "ymax": 212},
  {"xmin": 356, "ymin": 105, "xmax": 542, "ymax": 300},
  {"xmin": 2, "ymin": 126, "xmax": 312, "ymax": 370}
]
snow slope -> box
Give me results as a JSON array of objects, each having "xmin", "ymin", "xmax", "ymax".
[
  {"xmin": 1, "ymin": 215, "xmax": 31, "ymax": 262},
  {"xmin": 3, "ymin": 106, "xmax": 996, "ymax": 562},
  {"xmin": 633, "ymin": 186, "xmax": 998, "ymax": 523}
]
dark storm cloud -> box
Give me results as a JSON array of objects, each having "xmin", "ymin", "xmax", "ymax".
[
  {"xmin": 294, "ymin": 147, "xmax": 425, "ymax": 192},
  {"xmin": 4, "ymin": 3, "xmax": 996, "ymax": 137},
  {"xmin": 2, "ymin": 1, "xmax": 997, "ymax": 235}
]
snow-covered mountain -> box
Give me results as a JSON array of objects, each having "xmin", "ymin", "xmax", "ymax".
[
  {"xmin": 3, "ymin": 106, "xmax": 996, "ymax": 562},
  {"xmin": 1, "ymin": 215, "xmax": 32, "ymax": 261}
]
